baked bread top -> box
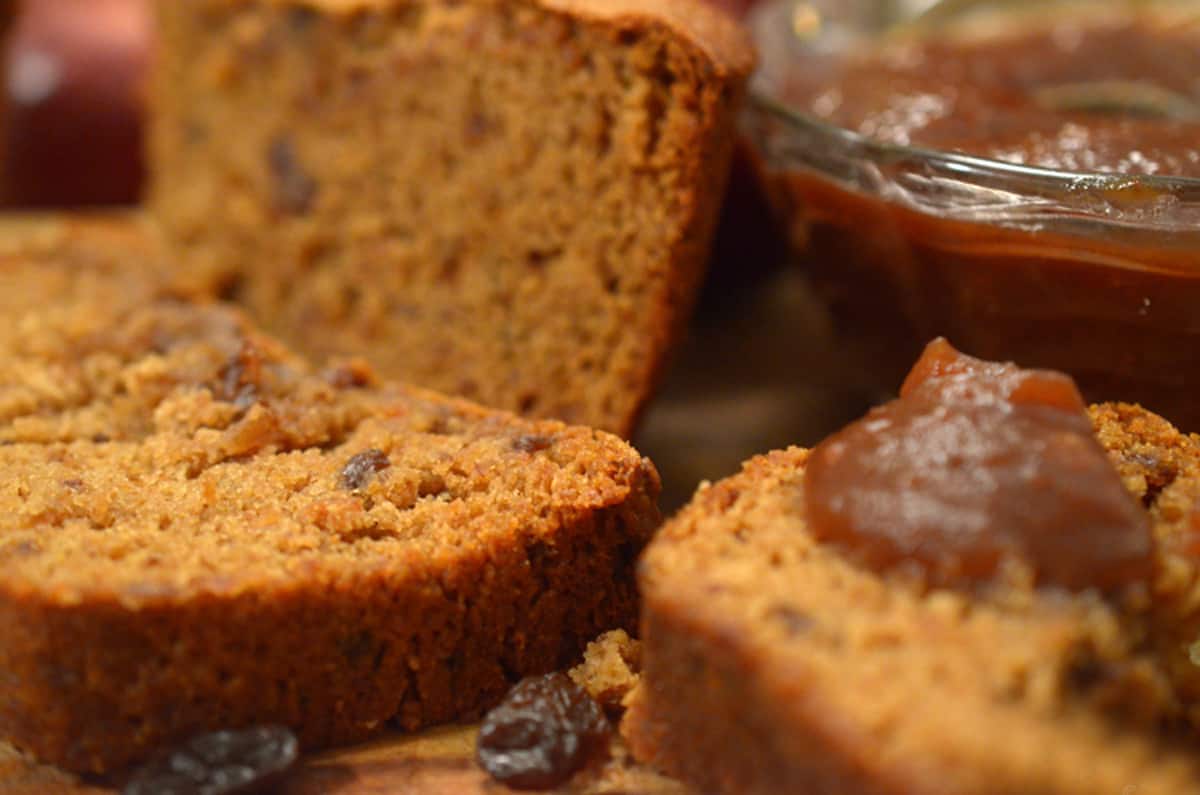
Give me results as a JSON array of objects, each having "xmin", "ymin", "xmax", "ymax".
[{"xmin": 220, "ymin": 0, "xmax": 756, "ymax": 76}]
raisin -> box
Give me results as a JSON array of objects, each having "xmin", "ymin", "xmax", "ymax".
[
  {"xmin": 286, "ymin": 6, "xmax": 319, "ymax": 32},
  {"xmin": 513, "ymin": 434, "xmax": 554, "ymax": 454},
  {"xmin": 122, "ymin": 725, "xmax": 298, "ymax": 795},
  {"xmin": 769, "ymin": 605, "xmax": 814, "ymax": 637},
  {"xmin": 217, "ymin": 343, "xmax": 262, "ymax": 411},
  {"xmin": 340, "ymin": 449, "xmax": 391, "ymax": 490},
  {"xmin": 267, "ymin": 136, "xmax": 317, "ymax": 216},
  {"xmin": 324, "ymin": 360, "xmax": 374, "ymax": 389},
  {"xmin": 464, "ymin": 111, "xmax": 494, "ymax": 144},
  {"xmin": 476, "ymin": 672, "xmax": 610, "ymax": 790},
  {"xmin": 2, "ymin": 540, "xmax": 39, "ymax": 558}
]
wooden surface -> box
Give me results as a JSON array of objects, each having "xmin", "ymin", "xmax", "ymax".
[{"xmin": 0, "ymin": 725, "xmax": 689, "ymax": 795}]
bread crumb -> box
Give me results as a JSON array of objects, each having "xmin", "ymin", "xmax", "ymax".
[{"xmin": 570, "ymin": 630, "xmax": 643, "ymax": 715}]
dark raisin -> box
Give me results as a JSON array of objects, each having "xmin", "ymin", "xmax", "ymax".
[
  {"xmin": 217, "ymin": 343, "xmax": 262, "ymax": 411},
  {"xmin": 122, "ymin": 725, "xmax": 298, "ymax": 795},
  {"xmin": 338, "ymin": 630, "xmax": 376, "ymax": 665},
  {"xmin": 513, "ymin": 434, "xmax": 554, "ymax": 454},
  {"xmin": 523, "ymin": 248, "xmax": 561, "ymax": 270},
  {"xmin": 464, "ymin": 111, "xmax": 493, "ymax": 144},
  {"xmin": 1064, "ymin": 655, "xmax": 1110, "ymax": 693},
  {"xmin": 339, "ymin": 449, "xmax": 391, "ymax": 490},
  {"xmin": 476, "ymin": 672, "xmax": 610, "ymax": 790},
  {"xmin": 267, "ymin": 136, "xmax": 317, "ymax": 216},
  {"xmin": 2, "ymin": 540, "xmax": 39, "ymax": 558},
  {"xmin": 61, "ymin": 478, "xmax": 84, "ymax": 492},
  {"xmin": 324, "ymin": 361, "xmax": 373, "ymax": 389},
  {"xmin": 286, "ymin": 6, "xmax": 319, "ymax": 32},
  {"xmin": 768, "ymin": 605, "xmax": 814, "ymax": 637}
]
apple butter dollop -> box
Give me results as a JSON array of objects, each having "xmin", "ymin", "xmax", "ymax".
[{"xmin": 804, "ymin": 339, "xmax": 1152, "ymax": 590}]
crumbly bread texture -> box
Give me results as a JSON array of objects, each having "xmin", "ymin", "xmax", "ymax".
[
  {"xmin": 0, "ymin": 212, "xmax": 163, "ymax": 303},
  {"xmin": 1092, "ymin": 403, "xmax": 1200, "ymax": 730},
  {"xmin": 0, "ymin": 233, "xmax": 661, "ymax": 775},
  {"xmin": 148, "ymin": 0, "xmax": 755, "ymax": 436},
  {"xmin": 626, "ymin": 405, "xmax": 1200, "ymax": 795},
  {"xmin": 569, "ymin": 629, "xmax": 642, "ymax": 715}
]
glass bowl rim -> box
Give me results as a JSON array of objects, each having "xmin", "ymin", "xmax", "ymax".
[{"xmin": 748, "ymin": 91, "xmax": 1200, "ymax": 195}]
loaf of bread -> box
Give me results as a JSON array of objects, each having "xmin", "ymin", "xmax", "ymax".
[
  {"xmin": 148, "ymin": 0, "xmax": 755, "ymax": 436},
  {"xmin": 0, "ymin": 218, "xmax": 661, "ymax": 775},
  {"xmin": 627, "ymin": 348, "xmax": 1200, "ymax": 793}
]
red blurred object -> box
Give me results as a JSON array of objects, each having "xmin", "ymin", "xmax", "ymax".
[
  {"xmin": 1, "ymin": 0, "xmax": 150, "ymax": 207},
  {"xmin": 0, "ymin": 0, "xmax": 747, "ymax": 208}
]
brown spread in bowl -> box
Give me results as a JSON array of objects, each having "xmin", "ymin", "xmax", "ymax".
[
  {"xmin": 778, "ymin": 10, "xmax": 1200, "ymax": 176},
  {"xmin": 746, "ymin": 1, "xmax": 1200, "ymax": 429}
]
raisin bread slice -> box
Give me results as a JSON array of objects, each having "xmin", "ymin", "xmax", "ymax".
[
  {"xmin": 627, "ymin": 390, "xmax": 1200, "ymax": 795},
  {"xmin": 0, "ymin": 228, "xmax": 660, "ymax": 775}
]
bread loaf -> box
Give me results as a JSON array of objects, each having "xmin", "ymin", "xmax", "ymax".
[{"xmin": 148, "ymin": 0, "xmax": 754, "ymax": 436}]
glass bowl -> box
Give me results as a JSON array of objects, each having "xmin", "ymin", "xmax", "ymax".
[{"xmin": 743, "ymin": 0, "xmax": 1200, "ymax": 429}]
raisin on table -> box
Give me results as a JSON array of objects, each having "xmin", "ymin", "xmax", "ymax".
[
  {"xmin": 122, "ymin": 725, "xmax": 298, "ymax": 795},
  {"xmin": 476, "ymin": 672, "xmax": 610, "ymax": 790}
]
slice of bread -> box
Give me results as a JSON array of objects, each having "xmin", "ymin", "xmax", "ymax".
[
  {"xmin": 626, "ymin": 401, "xmax": 1200, "ymax": 795},
  {"xmin": 0, "ymin": 222, "xmax": 661, "ymax": 775},
  {"xmin": 148, "ymin": 0, "xmax": 755, "ymax": 436}
]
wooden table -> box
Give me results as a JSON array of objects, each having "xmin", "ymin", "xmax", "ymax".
[{"xmin": 0, "ymin": 726, "xmax": 689, "ymax": 795}]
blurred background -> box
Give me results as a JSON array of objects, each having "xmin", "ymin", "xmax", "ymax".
[{"xmin": 0, "ymin": 0, "xmax": 148, "ymax": 207}]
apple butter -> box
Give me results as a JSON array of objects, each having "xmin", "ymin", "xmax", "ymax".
[
  {"xmin": 805, "ymin": 339, "xmax": 1152, "ymax": 589},
  {"xmin": 748, "ymin": 3, "xmax": 1200, "ymax": 429},
  {"xmin": 779, "ymin": 13, "xmax": 1200, "ymax": 176}
]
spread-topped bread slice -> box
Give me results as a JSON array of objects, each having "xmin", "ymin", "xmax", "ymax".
[
  {"xmin": 148, "ymin": 0, "xmax": 755, "ymax": 436},
  {"xmin": 626, "ymin": 342, "xmax": 1200, "ymax": 795},
  {"xmin": 0, "ymin": 233, "xmax": 661, "ymax": 775}
]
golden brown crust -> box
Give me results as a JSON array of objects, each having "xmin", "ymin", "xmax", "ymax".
[
  {"xmin": 539, "ymin": 0, "xmax": 757, "ymax": 77},
  {"xmin": 1, "ymin": 485, "xmax": 656, "ymax": 774},
  {"xmin": 206, "ymin": 0, "xmax": 756, "ymax": 77},
  {"xmin": 609, "ymin": 12, "xmax": 748, "ymax": 434}
]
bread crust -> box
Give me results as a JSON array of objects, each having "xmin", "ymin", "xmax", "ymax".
[
  {"xmin": 190, "ymin": 0, "xmax": 756, "ymax": 76},
  {"xmin": 0, "ymin": 474, "xmax": 657, "ymax": 774}
]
